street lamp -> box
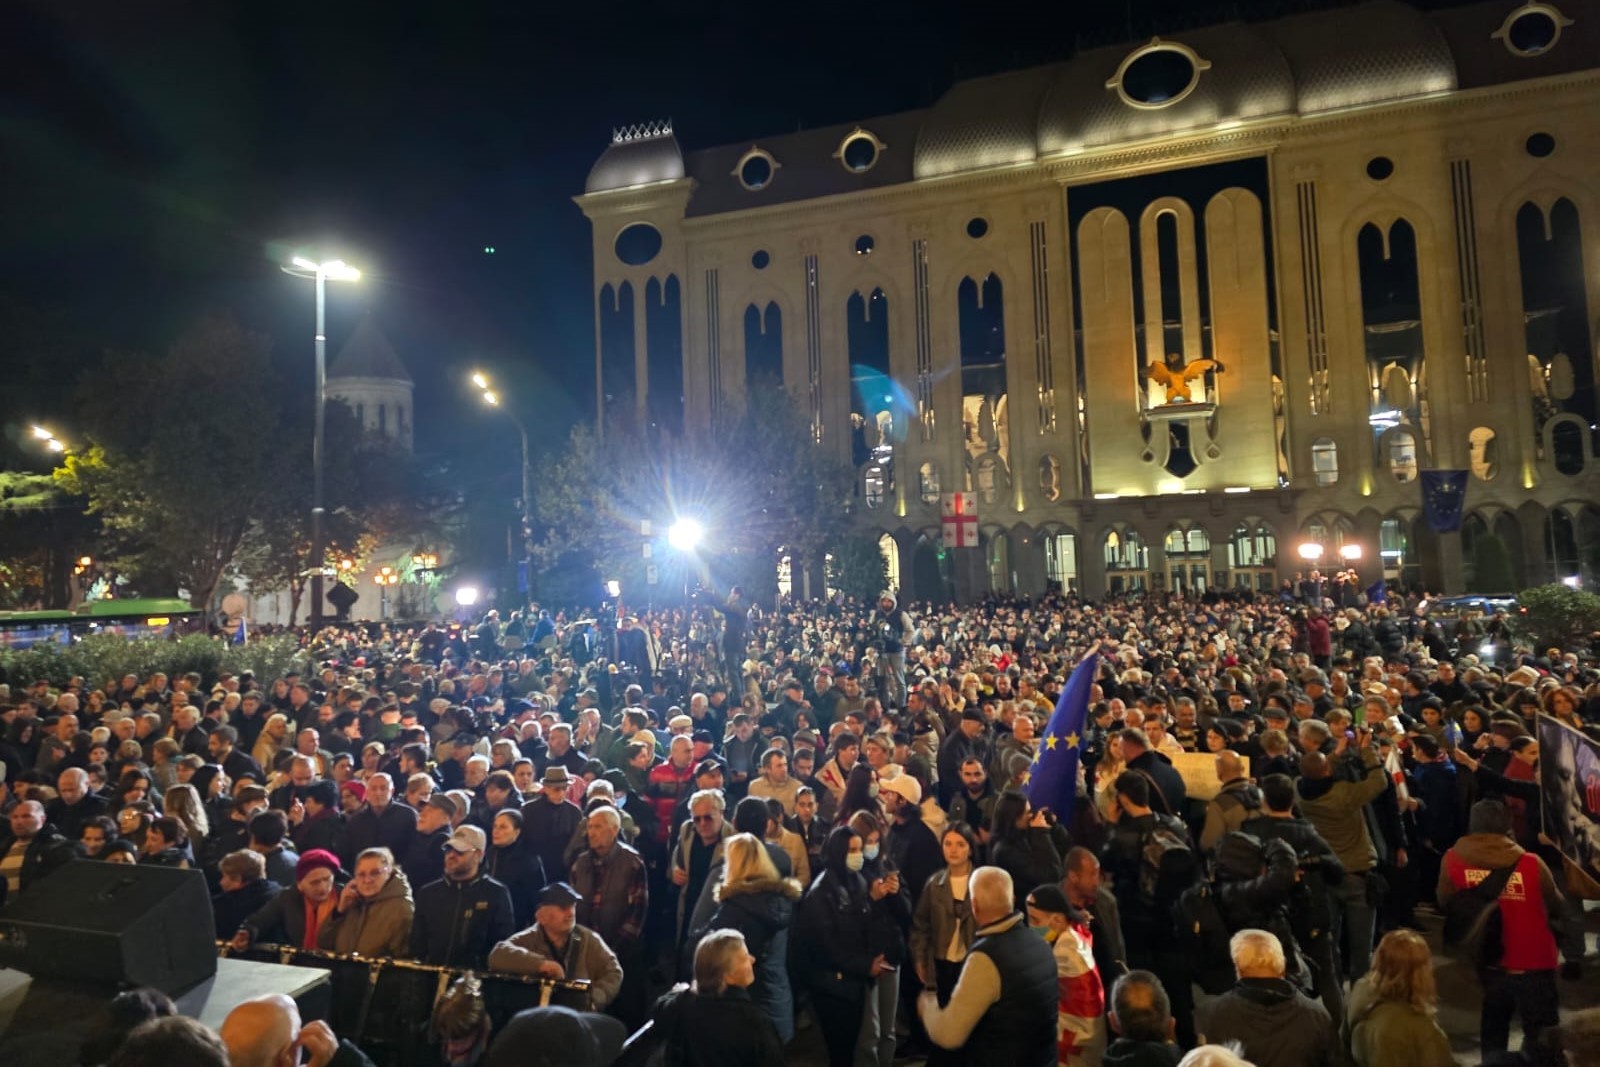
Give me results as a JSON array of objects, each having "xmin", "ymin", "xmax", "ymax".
[
  {"xmin": 1339, "ymin": 544, "xmax": 1363, "ymax": 561},
  {"xmin": 667, "ymin": 517, "xmax": 704, "ymax": 552},
  {"xmin": 283, "ymin": 255, "xmax": 362, "ymax": 626},
  {"xmin": 31, "ymin": 425, "xmax": 66, "ymax": 453},
  {"xmin": 469, "ymin": 370, "xmax": 533, "ymax": 604},
  {"xmin": 1296, "ymin": 542, "xmax": 1324, "ymax": 562},
  {"xmin": 374, "ymin": 565, "xmax": 400, "ymax": 620}
]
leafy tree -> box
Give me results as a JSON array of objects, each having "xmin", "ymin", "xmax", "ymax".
[
  {"xmin": 55, "ymin": 316, "xmax": 283, "ymax": 610},
  {"xmin": 1515, "ymin": 583, "xmax": 1600, "ymax": 651},
  {"xmin": 0, "ymin": 471, "xmax": 90, "ymax": 608},
  {"xmin": 532, "ymin": 388, "xmax": 855, "ymax": 606},
  {"xmin": 827, "ymin": 534, "xmax": 891, "ymax": 603}
]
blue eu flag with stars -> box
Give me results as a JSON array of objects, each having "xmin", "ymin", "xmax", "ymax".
[
  {"xmin": 1421, "ymin": 469, "xmax": 1469, "ymax": 533},
  {"xmin": 1024, "ymin": 652, "xmax": 1098, "ymax": 825}
]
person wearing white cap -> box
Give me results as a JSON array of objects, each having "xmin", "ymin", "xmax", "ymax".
[
  {"xmin": 880, "ymin": 774, "xmax": 941, "ymax": 909},
  {"xmin": 408, "ymin": 823, "xmax": 515, "ymax": 969}
]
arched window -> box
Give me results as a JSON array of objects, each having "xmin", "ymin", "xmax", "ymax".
[
  {"xmin": 919, "ymin": 462, "xmax": 940, "ymax": 505},
  {"xmin": 1044, "ymin": 531, "xmax": 1078, "ymax": 591},
  {"xmin": 378, "ymin": 404, "xmax": 387, "ymax": 435},
  {"xmin": 1469, "ymin": 427, "xmax": 1498, "ymax": 481},
  {"xmin": 1164, "ymin": 528, "xmax": 1210, "ymax": 557},
  {"xmin": 1312, "ymin": 438, "xmax": 1338, "ymax": 486},
  {"xmin": 1388, "ymin": 430, "xmax": 1419, "ymax": 483},
  {"xmin": 864, "ymin": 464, "xmax": 886, "ymax": 509},
  {"xmin": 878, "ymin": 533, "xmax": 900, "ymax": 592},
  {"xmin": 1553, "ymin": 419, "xmax": 1586, "ymax": 475},
  {"xmin": 974, "ymin": 454, "xmax": 1003, "ymax": 505},
  {"xmin": 1104, "ymin": 528, "xmax": 1149, "ymax": 594},
  {"xmin": 776, "ymin": 549, "xmax": 793, "ymax": 599}
]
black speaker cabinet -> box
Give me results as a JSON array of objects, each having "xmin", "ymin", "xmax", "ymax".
[{"xmin": 0, "ymin": 860, "xmax": 217, "ymax": 994}]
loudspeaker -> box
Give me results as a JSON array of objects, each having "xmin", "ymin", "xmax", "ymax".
[{"xmin": 0, "ymin": 860, "xmax": 217, "ymax": 994}]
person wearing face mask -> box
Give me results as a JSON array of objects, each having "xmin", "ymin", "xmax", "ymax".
[
  {"xmin": 848, "ymin": 811, "xmax": 912, "ymax": 1067},
  {"xmin": 793, "ymin": 826, "xmax": 896, "ymax": 1067},
  {"xmin": 1026, "ymin": 884, "xmax": 1106, "ymax": 1067}
]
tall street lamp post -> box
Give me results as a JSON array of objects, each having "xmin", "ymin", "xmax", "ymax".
[
  {"xmin": 283, "ymin": 256, "xmax": 361, "ymax": 626},
  {"xmin": 472, "ymin": 372, "xmax": 534, "ymax": 604}
]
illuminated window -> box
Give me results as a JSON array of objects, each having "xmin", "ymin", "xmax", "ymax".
[
  {"xmin": 1388, "ymin": 430, "xmax": 1419, "ymax": 483},
  {"xmin": 1311, "ymin": 438, "xmax": 1339, "ymax": 486},
  {"xmin": 919, "ymin": 462, "xmax": 940, "ymax": 505}
]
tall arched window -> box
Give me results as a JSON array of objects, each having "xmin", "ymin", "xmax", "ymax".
[{"xmin": 1312, "ymin": 438, "xmax": 1339, "ymax": 486}]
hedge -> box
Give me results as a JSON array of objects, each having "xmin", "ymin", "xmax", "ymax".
[{"xmin": 0, "ymin": 633, "xmax": 308, "ymax": 692}]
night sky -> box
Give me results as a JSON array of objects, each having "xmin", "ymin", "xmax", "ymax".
[{"xmin": 1, "ymin": 0, "xmax": 1470, "ymax": 471}]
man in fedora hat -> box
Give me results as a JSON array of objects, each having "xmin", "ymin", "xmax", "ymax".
[{"xmin": 523, "ymin": 766, "xmax": 582, "ymax": 882}]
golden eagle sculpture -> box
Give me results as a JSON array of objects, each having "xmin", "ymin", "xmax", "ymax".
[{"xmin": 1147, "ymin": 354, "xmax": 1223, "ymax": 404}]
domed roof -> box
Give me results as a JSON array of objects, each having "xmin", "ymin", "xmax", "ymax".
[
  {"xmin": 586, "ymin": 123, "xmax": 686, "ymax": 194},
  {"xmin": 1038, "ymin": 22, "xmax": 1296, "ymax": 155},
  {"xmin": 1264, "ymin": 0, "xmax": 1456, "ymax": 113},
  {"xmin": 329, "ymin": 317, "xmax": 410, "ymax": 383},
  {"xmin": 913, "ymin": 65, "xmax": 1059, "ymax": 180}
]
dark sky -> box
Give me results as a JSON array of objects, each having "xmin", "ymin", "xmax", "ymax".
[{"xmin": 0, "ymin": 0, "xmax": 1464, "ymax": 467}]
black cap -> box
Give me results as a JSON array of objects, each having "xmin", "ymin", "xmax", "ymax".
[
  {"xmin": 538, "ymin": 882, "xmax": 580, "ymax": 907},
  {"xmin": 1026, "ymin": 883, "xmax": 1072, "ymax": 915},
  {"xmin": 693, "ymin": 758, "xmax": 723, "ymax": 778},
  {"xmin": 691, "ymin": 729, "xmax": 715, "ymax": 745}
]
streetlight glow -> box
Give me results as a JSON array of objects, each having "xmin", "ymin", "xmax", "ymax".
[
  {"xmin": 667, "ymin": 517, "xmax": 704, "ymax": 552},
  {"xmin": 455, "ymin": 585, "xmax": 481, "ymax": 607},
  {"xmin": 46, "ymin": 439, "xmax": 65, "ymax": 452},
  {"xmin": 471, "ymin": 372, "xmax": 489, "ymax": 390},
  {"xmin": 1296, "ymin": 542, "xmax": 1324, "ymax": 561},
  {"xmin": 1339, "ymin": 544, "xmax": 1363, "ymax": 561},
  {"xmin": 31, "ymin": 425, "xmax": 53, "ymax": 440},
  {"xmin": 481, "ymin": 390, "xmax": 499, "ymax": 406}
]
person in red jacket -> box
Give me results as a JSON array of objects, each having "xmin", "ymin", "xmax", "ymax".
[
  {"xmin": 1438, "ymin": 798, "xmax": 1563, "ymax": 1057},
  {"xmin": 647, "ymin": 736, "xmax": 697, "ymax": 849},
  {"xmin": 1304, "ymin": 608, "xmax": 1333, "ymax": 671}
]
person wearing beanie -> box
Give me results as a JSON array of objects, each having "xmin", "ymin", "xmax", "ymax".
[
  {"xmin": 1026, "ymin": 883, "xmax": 1106, "ymax": 1067},
  {"xmin": 484, "ymin": 1005, "xmax": 625, "ymax": 1067},
  {"xmin": 234, "ymin": 848, "xmax": 344, "ymax": 952},
  {"xmin": 868, "ymin": 591, "xmax": 914, "ymax": 710}
]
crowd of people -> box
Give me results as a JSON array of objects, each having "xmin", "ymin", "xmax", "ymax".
[{"xmin": 1, "ymin": 583, "xmax": 1598, "ymax": 1066}]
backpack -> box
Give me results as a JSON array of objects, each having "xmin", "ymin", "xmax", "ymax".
[
  {"xmin": 1138, "ymin": 815, "xmax": 1198, "ymax": 907},
  {"xmin": 1175, "ymin": 881, "xmax": 1235, "ymax": 994},
  {"xmin": 1441, "ymin": 863, "xmax": 1515, "ymax": 968}
]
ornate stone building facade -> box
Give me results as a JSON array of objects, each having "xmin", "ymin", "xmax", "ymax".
[{"xmin": 577, "ymin": 1, "xmax": 1600, "ymax": 600}]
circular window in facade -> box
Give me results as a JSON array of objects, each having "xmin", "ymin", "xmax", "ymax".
[
  {"xmin": 733, "ymin": 147, "xmax": 778, "ymax": 191},
  {"xmin": 1107, "ymin": 38, "xmax": 1211, "ymax": 109},
  {"xmin": 1366, "ymin": 156, "xmax": 1395, "ymax": 181},
  {"xmin": 751, "ymin": 249, "xmax": 771, "ymax": 270},
  {"xmin": 1494, "ymin": 3, "xmax": 1572, "ymax": 56},
  {"xmin": 1526, "ymin": 132, "xmax": 1556, "ymax": 157},
  {"xmin": 836, "ymin": 129, "xmax": 885, "ymax": 174},
  {"xmin": 613, "ymin": 223, "xmax": 662, "ymax": 266},
  {"xmin": 855, "ymin": 234, "xmax": 875, "ymax": 256},
  {"xmin": 966, "ymin": 217, "xmax": 989, "ymax": 239}
]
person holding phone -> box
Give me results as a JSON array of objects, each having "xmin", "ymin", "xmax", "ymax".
[{"xmin": 846, "ymin": 811, "xmax": 912, "ymax": 1067}]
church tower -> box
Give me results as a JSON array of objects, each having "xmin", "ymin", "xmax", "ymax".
[{"xmin": 326, "ymin": 316, "xmax": 413, "ymax": 451}]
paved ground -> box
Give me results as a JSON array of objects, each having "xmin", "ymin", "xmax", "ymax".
[{"xmin": 775, "ymin": 899, "xmax": 1600, "ymax": 1065}]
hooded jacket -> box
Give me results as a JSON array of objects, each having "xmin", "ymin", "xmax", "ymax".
[
  {"xmin": 1199, "ymin": 778, "xmax": 1261, "ymax": 852},
  {"xmin": 1296, "ymin": 747, "xmax": 1387, "ymax": 872},
  {"xmin": 1100, "ymin": 1039, "xmax": 1182, "ymax": 1067},
  {"xmin": 708, "ymin": 875, "xmax": 801, "ymax": 1042},
  {"xmin": 319, "ymin": 869, "xmax": 414, "ymax": 956},
  {"xmin": 1197, "ymin": 976, "xmax": 1337, "ymax": 1067},
  {"xmin": 1438, "ymin": 831, "xmax": 1561, "ymax": 972}
]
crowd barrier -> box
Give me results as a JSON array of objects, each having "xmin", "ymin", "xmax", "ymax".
[{"xmin": 219, "ymin": 942, "xmax": 593, "ymax": 1065}]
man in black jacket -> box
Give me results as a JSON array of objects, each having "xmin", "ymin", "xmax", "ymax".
[
  {"xmin": 1104, "ymin": 970, "xmax": 1181, "ymax": 1067},
  {"xmin": 340, "ymin": 772, "xmax": 417, "ymax": 869},
  {"xmin": 1196, "ymin": 928, "xmax": 1336, "ymax": 1067},
  {"xmin": 881, "ymin": 775, "xmax": 941, "ymax": 908},
  {"xmin": 1118, "ymin": 728, "xmax": 1187, "ymax": 819},
  {"xmin": 45, "ymin": 767, "xmax": 108, "ymax": 842},
  {"xmin": 1239, "ymin": 773, "xmax": 1347, "ymax": 1019},
  {"xmin": 0, "ymin": 801, "xmax": 76, "ymax": 906},
  {"xmin": 410, "ymin": 824, "xmax": 515, "ymax": 969}
]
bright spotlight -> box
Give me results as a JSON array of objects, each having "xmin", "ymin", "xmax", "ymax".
[
  {"xmin": 667, "ymin": 518, "xmax": 704, "ymax": 552},
  {"xmin": 1296, "ymin": 542, "xmax": 1324, "ymax": 561},
  {"xmin": 1339, "ymin": 544, "xmax": 1363, "ymax": 561},
  {"xmin": 31, "ymin": 425, "xmax": 53, "ymax": 440},
  {"xmin": 46, "ymin": 439, "xmax": 65, "ymax": 452},
  {"xmin": 605, "ymin": 579, "xmax": 622, "ymax": 598},
  {"xmin": 471, "ymin": 372, "xmax": 489, "ymax": 390},
  {"xmin": 454, "ymin": 585, "xmax": 481, "ymax": 607},
  {"xmin": 481, "ymin": 391, "xmax": 499, "ymax": 406}
]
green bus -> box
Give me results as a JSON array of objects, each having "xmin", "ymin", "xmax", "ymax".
[{"xmin": 0, "ymin": 598, "xmax": 204, "ymax": 649}]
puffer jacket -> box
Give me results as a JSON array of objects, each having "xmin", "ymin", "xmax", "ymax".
[
  {"xmin": 706, "ymin": 876, "xmax": 801, "ymax": 1042},
  {"xmin": 1198, "ymin": 976, "xmax": 1337, "ymax": 1067},
  {"xmin": 318, "ymin": 870, "xmax": 414, "ymax": 957}
]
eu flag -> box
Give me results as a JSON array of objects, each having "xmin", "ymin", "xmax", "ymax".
[
  {"xmin": 1421, "ymin": 469, "xmax": 1469, "ymax": 533},
  {"xmin": 232, "ymin": 617, "xmax": 247, "ymax": 646},
  {"xmin": 1024, "ymin": 652, "xmax": 1098, "ymax": 825}
]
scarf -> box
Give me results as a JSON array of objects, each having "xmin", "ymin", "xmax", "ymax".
[{"xmin": 302, "ymin": 894, "xmax": 334, "ymax": 950}]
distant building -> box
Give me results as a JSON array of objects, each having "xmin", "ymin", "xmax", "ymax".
[
  {"xmin": 577, "ymin": 0, "xmax": 1600, "ymax": 600},
  {"xmin": 326, "ymin": 315, "xmax": 414, "ymax": 451}
]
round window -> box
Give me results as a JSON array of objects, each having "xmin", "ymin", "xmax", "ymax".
[
  {"xmin": 1526, "ymin": 132, "xmax": 1556, "ymax": 158},
  {"xmin": 613, "ymin": 223, "xmax": 662, "ymax": 266},
  {"xmin": 1112, "ymin": 42, "xmax": 1208, "ymax": 108},
  {"xmin": 751, "ymin": 249, "xmax": 771, "ymax": 270},
  {"xmin": 736, "ymin": 149, "xmax": 776, "ymax": 191},
  {"xmin": 841, "ymin": 135, "xmax": 878, "ymax": 173},
  {"xmin": 1496, "ymin": 3, "xmax": 1570, "ymax": 56},
  {"xmin": 1509, "ymin": 9, "xmax": 1559, "ymax": 53},
  {"xmin": 966, "ymin": 217, "xmax": 989, "ymax": 239},
  {"xmin": 1366, "ymin": 156, "xmax": 1395, "ymax": 181},
  {"xmin": 855, "ymin": 234, "xmax": 875, "ymax": 256}
]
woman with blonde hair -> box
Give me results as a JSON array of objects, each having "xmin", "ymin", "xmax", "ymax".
[
  {"xmin": 163, "ymin": 783, "xmax": 210, "ymax": 845},
  {"xmin": 252, "ymin": 713, "xmax": 290, "ymax": 769},
  {"xmin": 1344, "ymin": 929, "xmax": 1453, "ymax": 1067},
  {"xmin": 704, "ymin": 832, "xmax": 802, "ymax": 1042}
]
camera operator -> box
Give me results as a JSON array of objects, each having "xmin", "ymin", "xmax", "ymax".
[
  {"xmin": 707, "ymin": 586, "xmax": 749, "ymax": 680},
  {"xmin": 867, "ymin": 591, "xmax": 914, "ymax": 710}
]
